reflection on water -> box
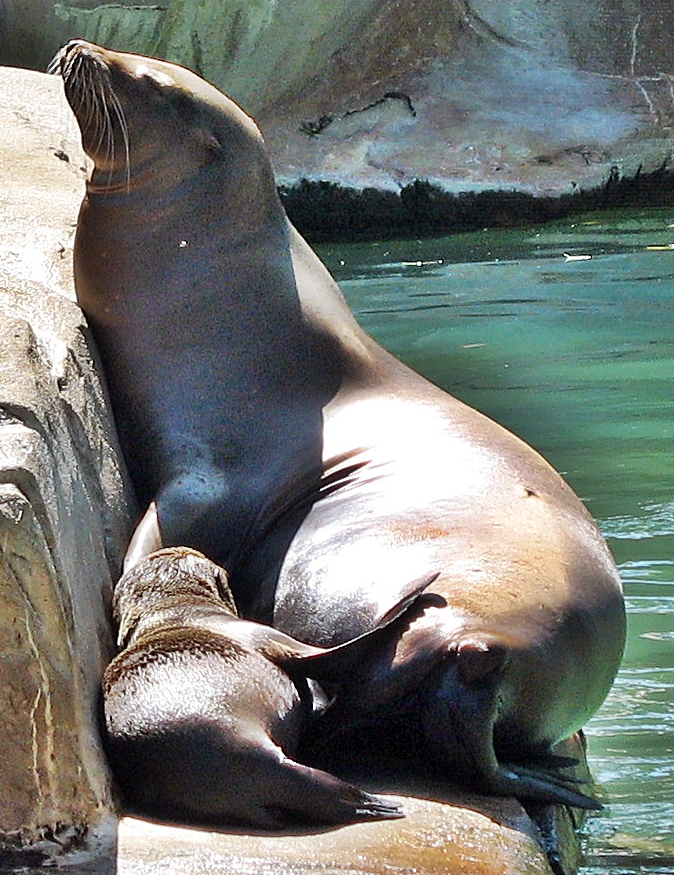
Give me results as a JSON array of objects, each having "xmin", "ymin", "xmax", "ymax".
[{"xmin": 317, "ymin": 208, "xmax": 674, "ymax": 874}]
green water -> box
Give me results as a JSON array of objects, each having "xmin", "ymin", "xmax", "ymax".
[{"xmin": 317, "ymin": 208, "xmax": 674, "ymax": 874}]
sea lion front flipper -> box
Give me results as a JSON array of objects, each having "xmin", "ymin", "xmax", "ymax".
[
  {"xmin": 283, "ymin": 572, "xmax": 441, "ymax": 685},
  {"xmin": 124, "ymin": 502, "xmax": 163, "ymax": 573},
  {"xmin": 234, "ymin": 571, "xmax": 440, "ymax": 675}
]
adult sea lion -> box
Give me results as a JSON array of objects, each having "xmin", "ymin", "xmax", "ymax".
[
  {"xmin": 55, "ymin": 40, "xmax": 625, "ymax": 809},
  {"xmin": 104, "ymin": 547, "xmax": 431, "ymax": 827}
]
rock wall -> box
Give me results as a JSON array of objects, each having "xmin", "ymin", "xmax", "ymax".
[
  {"xmin": 0, "ymin": 0, "xmax": 383, "ymax": 111},
  {"xmin": 1, "ymin": 1, "xmax": 673, "ymax": 203},
  {"xmin": 0, "ymin": 66, "xmax": 135, "ymax": 868}
]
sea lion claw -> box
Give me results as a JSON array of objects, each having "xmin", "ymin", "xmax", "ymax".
[{"xmin": 494, "ymin": 763, "xmax": 603, "ymax": 811}]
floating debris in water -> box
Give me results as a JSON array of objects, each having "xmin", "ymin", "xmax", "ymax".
[{"xmin": 640, "ymin": 631, "xmax": 674, "ymax": 641}]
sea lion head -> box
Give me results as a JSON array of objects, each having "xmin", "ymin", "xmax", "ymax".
[
  {"xmin": 113, "ymin": 547, "xmax": 237, "ymax": 649},
  {"xmin": 51, "ymin": 40, "xmax": 274, "ymax": 201}
]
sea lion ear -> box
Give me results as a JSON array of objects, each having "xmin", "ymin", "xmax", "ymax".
[{"xmin": 196, "ymin": 128, "xmax": 225, "ymax": 160}]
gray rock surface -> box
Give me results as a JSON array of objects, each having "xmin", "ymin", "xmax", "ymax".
[
  {"xmin": 261, "ymin": 0, "xmax": 674, "ymax": 195},
  {"xmin": 2, "ymin": 0, "xmax": 673, "ymax": 199},
  {"xmin": 114, "ymin": 735, "xmax": 592, "ymax": 875},
  {"xmin": 0, "ymin": 66, "xmax": 134, "ymax": 868}
]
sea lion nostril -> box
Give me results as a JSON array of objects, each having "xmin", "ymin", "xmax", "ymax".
[{"xmin": 66, "ymin": 38, "xmax": 90, "ymax": 53}]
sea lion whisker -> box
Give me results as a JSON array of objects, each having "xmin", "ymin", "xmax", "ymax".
[
  {"xmin": 75, "ymin": 71, "xmax": 93, "ymax": 131},
  {"xmin": 61, "ymin": 56, "xmax": 77, "ymax": 102},
  {"xmin": 84, "ymin": 66, "xmax": 130, "ymax": 190},
  {"xmin": 46, "ymin": 49, "xmax": 63, "ymax": 76},
  {"xmin": 56, "ymin": 48, "xmax": 73, "ymax": 80},
  {"xmin": 98, "ymin": 83, "xmax": 121, "ymax": 187},
  {"xmin": 62, "ymin": 49, "xmax": 116, "ymax": 179},
  {"xmin": 93, "ymin": 78, "xmax": 114, "ymax": 159},
  {"xmin": 94, "ymin": 88, "xmax": 111, "ymax": 157},
  {"xmin": 71, "ymin": 60, "xmax": 97, "ymax": 134},
  {"xmin": 108, "ymin": 88, "xmax": 131, "ymax": 191},
  {"xmin": 69, "ymin": 53, "xmax": 83, "ymax": 86}
]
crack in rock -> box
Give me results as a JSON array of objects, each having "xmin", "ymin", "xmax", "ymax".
[{"xmin": 300, "ymin": 92, "xmax": 417, "ymax": 137}]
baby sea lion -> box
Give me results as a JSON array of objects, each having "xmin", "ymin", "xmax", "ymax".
[
  {"xmin": 103, "ymin": 547, "xmax": 435, "ymax": 828},
  {"xmin": 54, "ymin": 40, "xmax": 625, "ymax": 810}
]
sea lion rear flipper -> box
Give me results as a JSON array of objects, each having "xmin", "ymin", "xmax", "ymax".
[{"xmin": 425, "ymin": 642, "xmax": 603, "ymax": 810}]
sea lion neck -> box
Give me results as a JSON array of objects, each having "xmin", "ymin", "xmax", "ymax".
[{"xmin": 83, "ymin": 147, "xmax": 288, "ymax": 249}]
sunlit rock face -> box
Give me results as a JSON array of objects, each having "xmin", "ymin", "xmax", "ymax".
[
  {"xmin": 0, "ymin": 66, "xmax": 134, "ymax": 868},
  {"xmin": 1, "ymin": 1, "xmax": 673, "ymax": 197},
  {"xmin": 259, "ymin": 0, "xmax": 674, "ymax": 195}
]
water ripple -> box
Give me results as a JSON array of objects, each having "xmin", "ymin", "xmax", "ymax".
[
  {"xmin": 602, "ymin": 502, "xmax": 674, "ymax": 539},
  {"xmin": 330, "ymin": 216, "xmax": 674, "ymax": 874},
  {"xmin": 624, "ymin": 596, "xmax": 674, "ymax": 613},
  {"xmin": 618, "ymin": 561, "xmax": 674, "ymax": 586}
]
